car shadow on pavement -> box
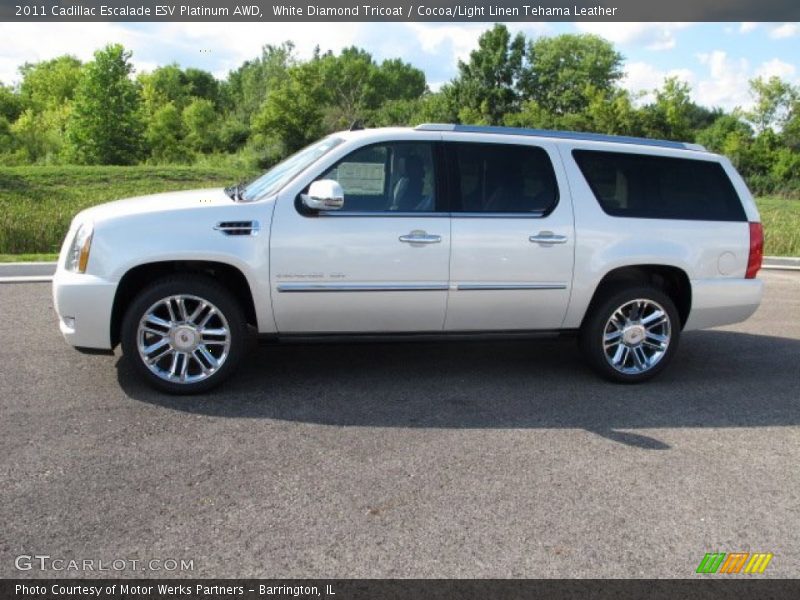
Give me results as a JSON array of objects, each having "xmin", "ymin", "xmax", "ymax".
[{"xmin": 116, "ymin": 329, "xmax": 800, "ymax": 450}]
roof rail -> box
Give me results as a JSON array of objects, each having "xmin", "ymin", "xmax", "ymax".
[{"xmin": 415, "ymin": 123, "xmax": 706, "ymax": 152}]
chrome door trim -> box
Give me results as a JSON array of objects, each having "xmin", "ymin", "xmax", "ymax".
[
  {"xmin": 453, "ymin": 211, "xmax": 547, "ymax": 219},
  {"xmin": 277, "ymin": 282, "xmax": 449, "ymax": 293},
  {"xmin": 455, "ymin": 283, "xmax": 568, "ymax": 291}
]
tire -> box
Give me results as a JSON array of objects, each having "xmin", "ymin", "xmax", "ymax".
[
  {"xmin": 580, "ymin": 285, "xmax": 680, "ymax": 383},
  {"xmin": 121, "ymin": 275, "xmax": 248, "ymax": 394}
]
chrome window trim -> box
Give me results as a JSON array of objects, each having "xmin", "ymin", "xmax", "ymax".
[
  {"xmin": 451, "ymin": 211, "xmax": 547, "ymax": 219},
  {"xmin": 277, "ymin": 282, "xmax": 449, "ymax": 293},
  {"xmin": 317, "ymin": 210, "xmax": 450, "ymax": 218},
  {"xmin": 316, "ymin": 211, "xmax": 547, "ymax": 219}
]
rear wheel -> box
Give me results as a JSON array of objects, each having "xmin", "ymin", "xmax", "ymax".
[
  {"xmin": 121, "ymin": 276, "xmax": 247, "ymax": 394},
  {"xmin": 580, "ymin": 286, "xmax": 680, "ymax": 383}
]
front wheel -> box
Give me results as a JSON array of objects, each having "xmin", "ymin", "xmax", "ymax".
[
  {"xmin": 580, "ymin": 286, "xmax": 680, "ymax": 383},
  {"xmin": 121, "ymin": 276, "xmax": 248, "ymax": 394}
]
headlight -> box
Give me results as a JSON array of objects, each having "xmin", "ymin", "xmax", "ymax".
[{"xmin": 64, "ymin": 222, "xmax": 94, "ymax": 273}]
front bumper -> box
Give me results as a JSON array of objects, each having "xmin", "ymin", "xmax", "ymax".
[
  {"xmin": 683, "ymin": 278, "xmax": 763, "ymax": 331},
  {"xmin": 52, "ymin": 269, "xmax": 117, "ymax": 350}
]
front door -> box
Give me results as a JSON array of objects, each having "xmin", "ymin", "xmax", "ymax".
[
  {"xmin": 270, "ymin": 140, "xmax": 450, "ymax": 333},
  {"xmin": 443, "ymin": 139, "xmax": 575, "ymax": 331}
]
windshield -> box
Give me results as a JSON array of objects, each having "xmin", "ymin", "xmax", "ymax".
[{"xmin": 241, "ymin": 136, "xmax": 344, "ymax": 202}]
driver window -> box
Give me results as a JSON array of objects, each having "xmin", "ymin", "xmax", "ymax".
[{"xmin": 317, "ymin": 142, "xmax": 436, "ymax": 212}]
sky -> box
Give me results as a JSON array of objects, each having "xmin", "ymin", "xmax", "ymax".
[{"xmin": 0, "ymin": 21, "xmax": 799, "ymax": 111}]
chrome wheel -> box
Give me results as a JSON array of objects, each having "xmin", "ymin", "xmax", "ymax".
[
  {"xmin": 136, "ymin": 294, "xmax": 231, "ymax": 384},
  {"xmin": 603, "ymin": 298, "xmax": 672, "ymax": 375}
]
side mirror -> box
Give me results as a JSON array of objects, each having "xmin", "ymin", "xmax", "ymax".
[{"xmin": 302, "ymin": 179, "xmax": 344, "ymax": 211}]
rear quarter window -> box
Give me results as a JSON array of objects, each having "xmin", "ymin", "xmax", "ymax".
[{"xmin": 572, "ymin": 150, "xmax": 746, "ymax": 222}]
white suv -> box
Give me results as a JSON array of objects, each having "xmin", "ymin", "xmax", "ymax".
[{"xmin": 53, "ymin": 124, "xmax": 764, "ymax": 393}]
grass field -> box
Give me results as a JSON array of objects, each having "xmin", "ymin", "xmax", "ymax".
[
  {"xmin": 0, "ymin": 166, "xmax": 798, "ymax": 257},
  {"xmin": 756, "ymin": 196, "xmax": 800, "ymax": 257},
  {"xmin": 0, "ymin": 165, "xmax": 257, "ymax": 255},
  {"xmin": 0, "ymin": 253, "xmax": 59, "ymax": 262}
]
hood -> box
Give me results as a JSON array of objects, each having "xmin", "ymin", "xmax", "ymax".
[{"xmin": 71, "ymin": 187, "xmax": 232, "ymax": 227}]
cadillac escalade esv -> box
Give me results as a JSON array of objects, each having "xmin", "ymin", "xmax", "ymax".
[{"xmin": 53, "ymin": 124, "xmax": 764, "ymax": 393}]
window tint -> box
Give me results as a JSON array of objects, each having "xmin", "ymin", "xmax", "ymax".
[
  {"xmin": 317, "ymin": 142, "xmax": 436, "ymax": 212},
  {"xmin": 573, "ymin": 150, "xmax": 746, "ymax": 222},
  {"xmin": 449, "ymin": 143, "xmax": 558, "ymax": 214}
]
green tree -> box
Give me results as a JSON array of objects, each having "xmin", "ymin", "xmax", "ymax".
[
  {"xmin": 252, "ymin": 65, "xmax": 326, "ymax": 154},
  {"xmin": 641, "ymin": 77, "xmax": 695, "ymax": 141},
  {"xmin": 522, "ymin": 33, "xmax": 623, "ymax": 116},
  {"xmin": 770, "ymin": 147, "xmax": 800, "ymax": 191},
  {"xmin": 696, "ymin": 114, "xmax": 753, "ymax": 153},
  {"xmin": 375, "ymin": 58, "xmax": 427, "ymax": 102},
  {"xmin": 448, "ymin": 23, "xmax": 526, "ymax": 124},
  {"xmin": 253, "ymin": 46, "xmax": 428, "ymax": 152},
  {"xmin": 216, "ymin": 115, "xmax": 250, "ymax": 153},
  {"xmin": 11, "ymin": 107, "xmax": 68, "ymax": 162},
  {"xmin": 146, "ymin": 102, "xmax": 189, "ymax": 163},
  {"xmin": 413, "ymin": 91, "xmax": 458, "ymax": 123},
  {"xmin": 0, "ymin": 82, "xmax": 23, "ymax": 122},
  {"xmin": 219, "ymin": 42, "xmax": 296, "ymax": 155},
  {"xmin": 66, "ymin": 44, "xmax": 144, "ymax": 165},
  {"xmin": 370, "ymin": 98, "xmax": 421, "ymax": 127},
  {"xmin": 224, "ymin": 42, "xmax": 294, "ymax": 122},
  {"xmin": 139, "ymin": 64, "xmax": 192, "ymax": 116},
  {"xmin": 696, "ymin": 114, "xmax": 754, "ymax": 172},
  {"xmin": 18, "ymin": 56, "xmax": 83, "ymax": 113},
  {"xmin": 0, "ymin": 115, "xmax": 11, "ymax": 149},
  {"xmin": 584, "ymin": 88, "xmax": 645, "ymax": 136},
  {"xmin": 372, "ymin": 91, "xmax": 457, "ymax": 126},
  {"xmin": 184, "ymin": 68, "xmax": 220, "ymax": 105},
  {"xmin": 183, "ymin": 97, "xmax": 219, "ymax": 153},
  {"xmin": 324, "ymin": 47, "xmax": 375, "ymax": 126},
  {"xmin": 746, "ymin": 76, "xmax": 797, "ymax": 133},
  {"xmin": 504, "ymin": 99, "xmax": 554, "ymax": 129},
  {"xmin": 312, "ymin": 47, "xmax": 382, "ymax": 128}
]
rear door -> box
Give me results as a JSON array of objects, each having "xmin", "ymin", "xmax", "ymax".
[{"xmin": 443, "ymin": 138, "xmax": 575, "ymax": 331}]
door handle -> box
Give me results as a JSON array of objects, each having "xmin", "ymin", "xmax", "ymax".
[
  {"xmin": 399, "ymin": 231, "xmax": 442, "ymax": 244},
  {"xmin": 529, "ymin": 232, "xmax": 568, "ymax": 245}
]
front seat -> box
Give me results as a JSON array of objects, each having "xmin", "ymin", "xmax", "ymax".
[{"xmin": 391, "ymin": 156, "xmax": 425, "ymax": 211}]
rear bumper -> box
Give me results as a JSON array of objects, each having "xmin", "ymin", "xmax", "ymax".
[
  {"xmin": 52, "ymin": 269, "xmax": 117, "ymax": 350},
  {"xmin": 684, "ymin": 278, "xmax": 763, "ymax": 331}
]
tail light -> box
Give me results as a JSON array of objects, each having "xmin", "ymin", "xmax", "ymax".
[{"xmin": 746, "ymin": 222, "xmax": 763, "ymax": 279}]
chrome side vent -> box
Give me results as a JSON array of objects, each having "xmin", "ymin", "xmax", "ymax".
[{"xmin": 214, "ymin": 221, "xmax": 260, "ymax": 236}]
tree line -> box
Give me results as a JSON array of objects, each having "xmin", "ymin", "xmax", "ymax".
[{"xmin": 0, "ymin": 24, "xmax": 798, "ymax": 196}]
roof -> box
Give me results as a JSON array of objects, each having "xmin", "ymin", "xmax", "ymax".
[{"xmin": 414, "ymin": 123, "xmax": 706, "ymax": 152}]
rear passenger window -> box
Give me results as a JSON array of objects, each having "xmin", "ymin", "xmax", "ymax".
[
  {"xmin": 573, "ymin": 150, "xmax": 746, "ymax": 222},
  {"xmin": 448, "ymin": 143, "xmax": 558, "ymax": 214}
]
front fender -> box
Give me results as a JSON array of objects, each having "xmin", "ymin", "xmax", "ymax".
[{"xmin": 88, "ymin": 204, "xmax": 275, "ymax": 334}]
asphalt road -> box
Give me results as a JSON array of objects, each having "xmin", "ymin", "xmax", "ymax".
[{"xmin": 1, "ymin": 271, "xmax": 799, "ymax": 579}]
